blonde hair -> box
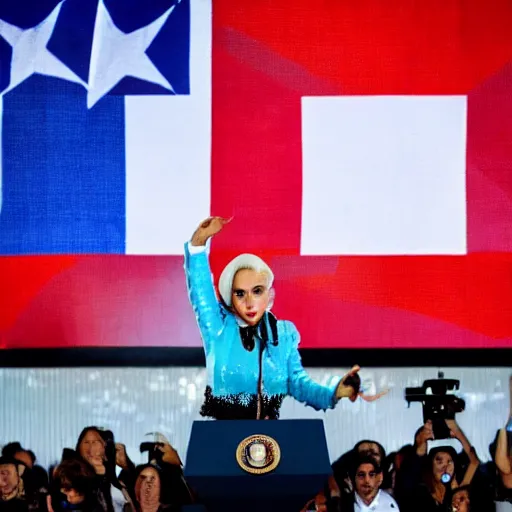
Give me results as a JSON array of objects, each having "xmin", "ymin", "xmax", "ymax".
[{"xmin": 218, "ymin": 254, "xmax": 274, "ymax": 307}]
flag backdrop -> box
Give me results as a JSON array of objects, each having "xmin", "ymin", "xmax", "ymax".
[{"xmin": 0, "ymin": 0, "xmax": 512, "ymax": 350}]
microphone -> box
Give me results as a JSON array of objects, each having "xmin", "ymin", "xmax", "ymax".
[
  {"xmin": 257, "ymin": 312, "xmax": 279, "ymax": 347},
  {"xmin": 440, "ymin": 473, "xmax": 452, "ymax": 484}
]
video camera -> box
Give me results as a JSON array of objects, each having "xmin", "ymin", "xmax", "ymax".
[
  {"xmin": 140, "ymin": 442, "xmax": 164, "ymax": 463},
  {"xmin": 140, "ymin": 432, "xmax": 169, "ymax": 464},
  {"xmin": 404, "ymin": 372, "xmax": 465, "ymax": 439}
]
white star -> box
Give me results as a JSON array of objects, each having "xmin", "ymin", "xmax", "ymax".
[
  {"xmin": 0, "ymin": 1, "xmax": 86, "ymax": 96},
  {"xmin": 87, "ymin": 0, "xmax": 176, "ymax": 109}
]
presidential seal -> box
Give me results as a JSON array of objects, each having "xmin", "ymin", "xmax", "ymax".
[{"xmin": 235, "ymin": 434, "xmax": 281, "ymax": 475}]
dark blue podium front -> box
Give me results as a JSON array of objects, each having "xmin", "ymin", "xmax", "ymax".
[{"xmin": 184, "ymin": 419, "xmax": 331, "ymax": 512}]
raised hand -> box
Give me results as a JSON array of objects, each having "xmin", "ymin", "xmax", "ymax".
[
  {"xmin": 115, "ymin": 443, "xmax": 129, "ymax": 470},
  {"xmin": 156, "ymin": 442, "xmax": 183, "ymax": 466},
  {"xmin": 191, "ymin": 216, "xmax": 232, "ymax": 246},
  {"xmin": 417, "ymin": 420, "xmax": 434, "ymax": 443},
  {"xmin": 415, "ymin": 420, "xmax": 434, "ymax": 455},
  {"xmin": 446, "ymin": 418, "xmax": 459, "ymax": 438}
]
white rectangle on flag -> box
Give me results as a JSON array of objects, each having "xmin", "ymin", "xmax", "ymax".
[
  {"xmin": 301, "ymin": 95, "xmax": 467, "ymax": 255},
  {"xmin": 125, "ymin": 0, "xmax": 211, "ymax": 255}
]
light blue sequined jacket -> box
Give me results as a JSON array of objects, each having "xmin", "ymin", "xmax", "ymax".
[{"xmin": 184, "ymin": 242, "xmax": 341, "ymax": 411}]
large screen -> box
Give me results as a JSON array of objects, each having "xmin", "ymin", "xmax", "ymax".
[{"xmin": 1, "ymin": 0, "xmax": 511, "ymax": 350}]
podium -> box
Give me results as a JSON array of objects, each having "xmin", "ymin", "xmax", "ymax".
[{"xmin": 184, "ymin": 419, "xmax": 331, "ymax": 512}]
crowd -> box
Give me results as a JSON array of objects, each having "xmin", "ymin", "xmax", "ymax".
[
  {"xmin": 0, "ymin": 428, "xmax": 193, "ymax": 512},
  {"xmin": 1, "ymin": 406, "xmax": 512, "ymax": 512},
  {"xmin": 303, "ymin": 414, "xmax": 512, "ymax": 512}
]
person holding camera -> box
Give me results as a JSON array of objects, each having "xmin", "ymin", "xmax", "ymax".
[
  {"xmin": 136, "ymin": 434, "xmax": 193, "ymax": 512},
  {"xmin": 396, "ymin": 418, "xmax": 479, "ymax": 512},
  {"xmin": 71, "ymin": 427, "xmax": 136, "ymax": 512},
  {"xmin": 133, "ymin": 457, "xmax": 193, "ymax": 512},
  {"xmin": 185, "ymin": 216, "xmax": 385, "ymax": 420}
]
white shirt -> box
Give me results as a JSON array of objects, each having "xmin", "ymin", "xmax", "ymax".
[
  {"xmin": 111, "ymin": 485, "xmax": 129, "ymax": 512},
  {"xmin": 354, "ymin": 490, "xmax": 399, "ymax": 512},
  {"xmin": 496, "ymin": 502, "xmax": 512, "ymax": 512}
]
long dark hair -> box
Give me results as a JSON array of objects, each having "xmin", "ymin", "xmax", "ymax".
[
  {"xmin": 422, "ymin": 446, "xmax": 458, "ymax": 495},
  {"xmin": 75, "ymin": 426, "xmax": 122, "ymax": 489},
  {"xmin": 134, "ymin": 463, "xmax": 193, "ymax": 510}
]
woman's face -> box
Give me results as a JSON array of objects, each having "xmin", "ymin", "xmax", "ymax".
[
  {"xmin": 79, "ymin": 430, "xmax": 105, "ymax": 470},
  {"xmin": 432, "ymin": 451, "xmax": 454, "ymax": 482},
  {"xmin": 231, "ymin": 269, "xmax": 270, "ymax": 326},
  {"xmin": 136, "ymin": 467, "xmax": 160, "ymax": 509}
]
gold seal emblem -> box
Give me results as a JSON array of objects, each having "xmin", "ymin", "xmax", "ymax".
[{"xmin": 235, "ymin": 434, "xmax": 281, "ymax": 475}]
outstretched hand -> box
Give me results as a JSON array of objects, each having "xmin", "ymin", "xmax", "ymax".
[
  {"xmin": 115, "ymin": 443, "xmax": 130, "ymax": 470},
  {"xmin": 359, "ymin": 388, "xmax": 389, "ymax": 402},
  {"xmin": 336, "ymin": 365, "xmax": 389, "ymax": 403},
  {"xmin": 191, "ymin": 216, "xmax": 232, "ymax": 246},
  {"xmin": 336, "ymin": 365, "xmax": 361, "ymax": 401}
]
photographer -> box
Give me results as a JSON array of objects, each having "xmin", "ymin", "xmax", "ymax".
[
  {"xmin": 136, "ymin": 436, "xmax": 193, "ymax": 512},
  {"xmin": 402, "ymin": 444, "xmax": 456, "ymax": 511},
  {"xmin": 396, "ymin": 419, "xmax": 479, "ymax": 512},
  {"xmin": 73, "ymin": 427, "xmax": 136, "ymax": 512}
]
